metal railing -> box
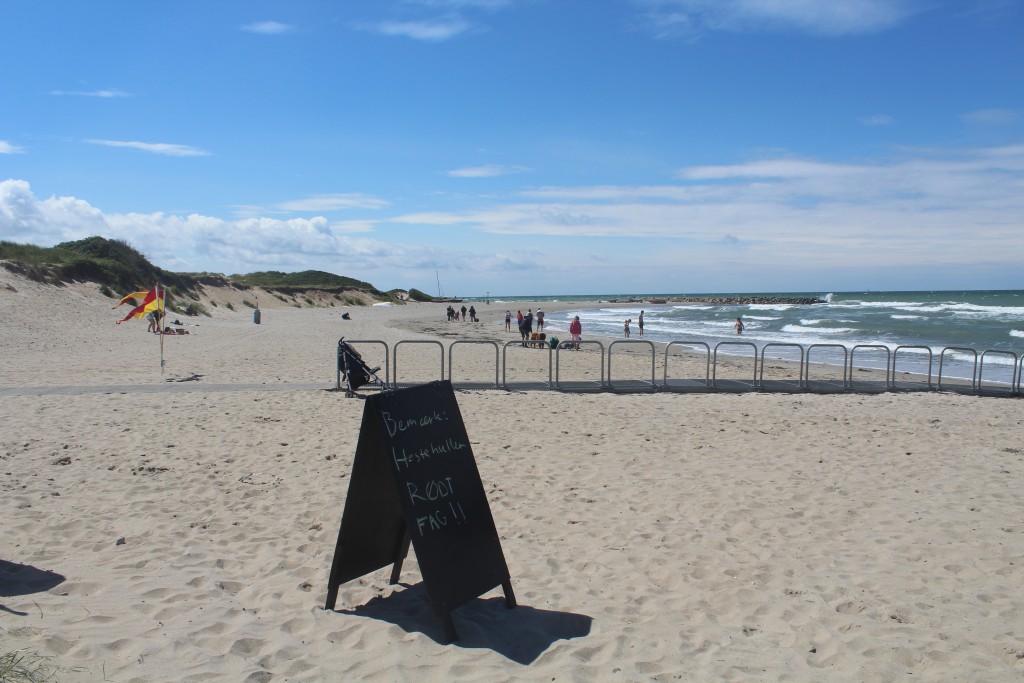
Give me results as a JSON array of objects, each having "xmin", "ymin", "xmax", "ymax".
[
  {"xmin": 662, "ymin": 341, "xmax": 711, "ymax": 391},
  {"xmin": 554, "ymin": 340, "xmax": 606, "ymax": 392},
  {"xmin": 448, "ymin": 340, "xmax": 500, "ymax": 389},
  {"xmin": 501, "ymin": 340, "xmax": 552, "ymax": 391},
  {"xmin": 712, "ymin": 341, "xmax": 758, "ymax": 391},
  {"xmin": 849, "ymin": 345, "xmax": 891, "ymax": 392},
  {"xmin": 339, "ymin": 337, "xmax": 1021, "ymax": 398},
  {"xmin": 608, "ymin": 340, "xmax": 657, "ymax": 392},
  {"xmin": 759, "ymin": 343, "xmax": 804, "ymax": 392},
  {"xmin": 978, "ymin": 350, "xmax": 1017, "ymax": 395},
  {"xmin": 393, "ymin": 340, "xmax": 444, "ymax": 388}
]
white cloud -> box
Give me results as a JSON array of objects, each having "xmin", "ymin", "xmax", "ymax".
[
  {"xmin": 861, "ymin": 114, "xmax": 894, "ymax": 126},
  {"xmin": 277, "ymin": 194, "xmax": 391, "ymax": 212},
  {"xmin": 85, "ymin": 140, "xmax": 211, "ymax": 157},
  {"xmin": 447, "ymin": 164, "xmax": 531, "ymax": 178},
  {"xmin": 0, "ymin": 141, "xmax": 25, "ymax": 154},
  {"xmin": 241, "ymin": 21, "xmax": 295, "ymax": 34},
  {"xmin": 0, "ymin": 179, "xmax": 483, "ymax": 278},
  {"xmin": 962, "ymin": 108, "xmax": 1019, "ymax": 126},
  {"xmin": 49, "ymin": 89, "xmax": 131, "ymax": 98},
  {"xmin": 637, "ymin": 0, "xmax": 922, "ymax": 37},
  {"xmin": 391, "ymin": 144, "xmax": 1024, "ymax": 270},
  {"xmin": 371, "ymin": 19, "xmax": 472, "ymax": 40}
]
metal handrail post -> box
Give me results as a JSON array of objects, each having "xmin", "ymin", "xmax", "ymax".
[
  {"xmin": 663, "ymin": 341, "xmax": 711, "ymax": 388},
  {"xmin": 978, "ymin": 350, "xmax": 1017, "ymax": 394},
  {"xmin": 759, "ymin": 343, "xmax": 804, "ymax": 388},
  {"xmin": 448, "ymin": 340, "xmax": 501, "ymax": 388},
  {"xmin": 554, "ymin": 340, "xmax": 606, "ymax": 390},
  {"xmin": 501, "ymin": 339, "xmax": 552, "ymax": 390},
  {"xmin": 805, "ymin": 344, "xmax": 849, "ymax": 388},
  {"xmin": 938, "ymin": 346, "xmax": 978, "ymax": 392},
  {"xmin": 850, "ymin": 344, "xmax": 891, "ymax": 388},
  {"xmin": 393, "ymin": 340, "xmax": 444, "ymax": 388},
  {"xmin": 608, "ymin": 340, "xmax": 657, "ymax": 391},
  {"xmin": 892, "ymin": 345, "xmax": 934, "ymax": 390},
  {"xmin": 712, "ymin": 341, "xmax": 758, "ymax": 389}
]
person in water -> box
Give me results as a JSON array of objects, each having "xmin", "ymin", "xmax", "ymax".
[{"xmin": 735, "ymin": 317, "xmax": 744, "ymax": 335}]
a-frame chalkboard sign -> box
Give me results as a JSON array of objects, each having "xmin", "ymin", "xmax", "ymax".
[{"xmin": 325, "ymin": 380, "xmax": 516, "ymax": 642}]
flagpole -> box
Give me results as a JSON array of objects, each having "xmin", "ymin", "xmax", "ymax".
[{"xmin": 158, "ymin": 283, "xmax": 165, "ymax": 374}]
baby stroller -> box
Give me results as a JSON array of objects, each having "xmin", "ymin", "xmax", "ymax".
[{"xmin": 337, "ymin": 338, "xmax": 388, "ymax": 397}]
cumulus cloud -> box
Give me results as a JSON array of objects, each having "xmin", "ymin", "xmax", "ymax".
[
  {"xmin": 85, "ymin": 140, "xmax": 211, "ymax": 157},
  {"xmin": 241, "ymin": 21, "xmax": 295, "ymax": 34},
  {"xmin": 636, "ymin": 0, "xmax": 922, "ymax": 37},
  {"xmin": 0, "ymin": 179, "xmax": 504, "ymax": 279},
  {"xmin": 0, "ymin": 141, "xmax": 25, "ymax": 154}
]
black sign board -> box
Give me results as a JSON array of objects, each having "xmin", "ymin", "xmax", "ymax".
[{"xmin": 325, "ymin": 381, "xmax": 515, "ymax": 641}]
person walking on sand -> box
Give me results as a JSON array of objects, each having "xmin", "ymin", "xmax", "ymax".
[
  {"xmin": 461, "ymin": 305, "xmax": 467, "ymax": 322},
  {"xmin": 569, "ymin": 315, "xmax": 582, "ymax": 350},
  {"xmin": 624, "ymin": 318, "xmax": 631, "ymax": 337},
  {"xmin": 735, "ymin": 316, "xmax": 744, "ymax": 335},
  {"xmin": 468, "ymin": 305, "xmax": 476, "ymax": 322},
  {"xmin": 638, "ymin": 310, "xmax": 644, "ymax": 337}
]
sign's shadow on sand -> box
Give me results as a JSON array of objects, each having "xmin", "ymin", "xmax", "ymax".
[
  {"xmin": 0, "ymin": 560, "xmax": 66, "ymax": 616},
  {"xmin": 336, "ymin": 582, "xmax": 593, "ymax": 664}
]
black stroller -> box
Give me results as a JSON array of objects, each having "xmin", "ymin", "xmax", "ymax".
[{"xmin": 337, "ymin": 338, "xmax": 388, "ymax": 397}]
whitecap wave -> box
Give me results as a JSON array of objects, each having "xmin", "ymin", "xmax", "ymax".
[
  {"xmin": 748, "ymin": 304, "xmax": 796, "ymax": 311},
  {"xmin": 782, "ymin": 325, "xmax": 855, "ymax": 335}
]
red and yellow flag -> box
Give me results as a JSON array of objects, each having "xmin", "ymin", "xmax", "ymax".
[{"xmin": 114, "ymin": 287, "xmax": 165, "ymax": 324}]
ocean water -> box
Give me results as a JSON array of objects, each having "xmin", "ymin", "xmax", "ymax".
[{"xmin": 486, "ymin": 290, "xmax": 1024, "ymax": 383}]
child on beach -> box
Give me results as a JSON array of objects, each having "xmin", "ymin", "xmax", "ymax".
[
  {"xmin": 569, "ymin": 315, "xmax": 582, "ymax": 350},
  {"xmin": 624, "ymin": 319, "xmax": 631, "ymax": 337},
  {"xmin": 735, "ymin": 317, "xmax": 744, "ymax": 335}
]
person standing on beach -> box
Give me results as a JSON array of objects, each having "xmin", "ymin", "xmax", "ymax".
[
  {"xmin": 504, "ymin": 310, "xmax": 512, "ymax": 331},
  {"xmin": 638, "ymin": 310, "xmax": 644, "ymax": 337},
  {"xmin": 461, "ymin": 305, "xmax": 467, "ymax": 322},
  {"xmin": 536, "ymin": 308, "xmax": 544, "ymax": 331},
  {"xmin": 569, "ymin": 315, "xmax": 582, "ymax": 350},
  {"xmin": 735, "ymin": 317, "xmax": 744, "ymax": 335},
  {"xmin": 519, "ymin": 311, "xmax": 533, "ymax": 344},
  {"xmin": 624, "ymin": 318, "xmax": 631, "ymax": 337},
  {"xmin": 468, "ymin": 305, "xmax": 476, "ymax": 322}
]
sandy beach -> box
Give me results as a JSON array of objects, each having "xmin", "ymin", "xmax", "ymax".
[{"xmin": 2, "ymin": 272, "xmax": 1023, "ymax": 682}]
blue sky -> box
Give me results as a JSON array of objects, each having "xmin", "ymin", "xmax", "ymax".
[{"xmin": 2, "ymin": 0, "xmax": 1022, "ymax": 296}]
